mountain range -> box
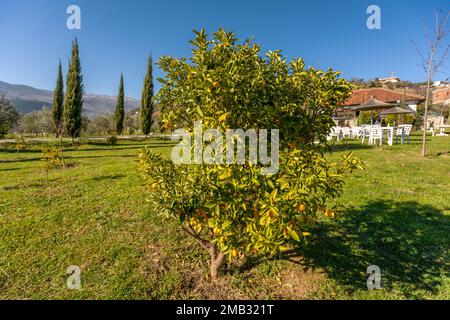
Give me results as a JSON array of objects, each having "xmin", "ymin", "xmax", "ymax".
[{"xmin": 0, "ymin": 81, "xmax": 140, "ymax": 117}]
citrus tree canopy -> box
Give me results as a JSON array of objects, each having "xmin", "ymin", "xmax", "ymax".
[{"xmin": 138, "ymin": 29, "xmax": 362, "ymax": 279}]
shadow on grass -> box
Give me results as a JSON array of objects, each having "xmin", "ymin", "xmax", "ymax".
[
  {"xmin": 0, "ymin": 153, "xmax": 136, "ymax": 163},
  {"xmin": 0, "ymin": 149, "xmax": 42, "ymax": 154},
  {"xmin": 0, "ymin": 157, "xmax": 41, "ymax": 163},
  {"xmin": 294, "ymin": 200, "xmax": 449, "ymax": 298},
  {"xmin": 392, "ymin": 137, "xmax": 432, "ymax": 145},
  {"xmin": 85, "ymin": 141, "xmax": 174, "ymax": 145},
  {"xmin": 0, "ymin": 167, "xmax": 21, "ymax": 172},
  {"xmin": 325, "ymin": 142, "xmax": 373, "ymax": 153},
  {"xmin": 88, "ymin": 173, "xmax": 126, "ymax": 181},
  {"xmin": 80, "ymin": 144, "xmax": 175, "ymax": 152},
  {"xmin": 325, "ymin": 137, "xmax": 435, "ymax": 152},
  {"xmin": 0, "ymin": 142, "xmax": 175, "ymax": 153},
  {"xmin": 65, "ymin": 154, "xmax": 137, "ymax": 160},
  {"xmin": 435, "ymin": 151, "xmax": 450, "ymax": 157},
  {"xmin": 1, "ymin": 153, "xmax": 140, "ymax": 164},
  {"xmin": 77, "ymin": 146, "xmax": 145, "ymax": 152},
  {"xmin": 2, "ymin": 180, "xmax": 46, "ymax": 190}
]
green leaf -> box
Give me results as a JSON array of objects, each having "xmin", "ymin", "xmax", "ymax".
[{"xmin": 287, "ymin": 227, "xmax": 300, "ymax": 242}]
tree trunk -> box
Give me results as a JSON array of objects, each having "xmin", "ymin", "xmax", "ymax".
[
  {"xmin": 422, "ymin": 47, "xmax": 436, "ymax": 157},
  {"xmin": 209, "ymin": 244, "xmax": 225, "ymax": 280},
  {"xmin": 422, "ymin": 86, "xmax": 430, "ymax": 157},
  {"xmin": 59, "ymin": 134, "xmax": 66, "ymax": 169},
  {"xmin": 181, "ymin": 224, "xmax": 225, "ymax": 280}
]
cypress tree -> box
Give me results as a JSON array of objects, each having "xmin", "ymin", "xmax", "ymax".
[
  {"xmin": 52, "ymin": 61, "xmax": 64, "ymax": 137},
  {"xmin": 64, "ymin": 38, "xmax": 84, "ymax": 144},
  {"xmin": 52, "ymin": 61, "xmax": 66, "ymax": 167},
  {"xmin": 141, "ymin": 54, "xmax": 154, "ymax": 136},
  {"xmin": 114, "ymin": 74, "xmax": 125, "ymax": 135}
]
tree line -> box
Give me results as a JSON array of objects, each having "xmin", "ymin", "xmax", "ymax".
[
  {"xmin": 12, "ymin": 107, "xmax": 144, "ymax": 137},
  {"xmin": 52, "ymin": 38, "xmax": 155, "ymax": 142},
  {"xmin": 0, "ymin": 38, "xmax": 155, "ymax": 140}
]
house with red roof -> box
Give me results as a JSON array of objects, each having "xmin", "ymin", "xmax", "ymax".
[
  {"xmin": 334, "ymin": 88, "xmax": 425, "ymax": 126},
  {"xmin": 343, "ymin": 88, "xmax": 425, "ymax": 107}
]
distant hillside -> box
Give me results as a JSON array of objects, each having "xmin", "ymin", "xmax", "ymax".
[{"xmin": 0, "ymin": 81, "xmax": 140, "ymax": 117}]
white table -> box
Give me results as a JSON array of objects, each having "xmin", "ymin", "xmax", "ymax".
[
  {"xmin": 380, "ymin": 126, "xmax": 405, "ymax": 146},
  {"xmin": 380, "ymin": 127, "xmax": 394, "ymax": 146},
  {"xmin": 435, "ymin": 125, "xmax": 450, "ymax": 136}
]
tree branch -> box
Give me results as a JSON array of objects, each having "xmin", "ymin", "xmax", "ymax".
[
  {"xmin": 182, "ymin": 224, "xmax": 211, "ymax": 251},
  {"xmin": 411, "ymin": 40, "xmax": 428, "ymax": 72}
]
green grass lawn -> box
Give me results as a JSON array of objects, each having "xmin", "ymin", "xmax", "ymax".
[{"xmin": 0, "ymin": 134, "xmax": 449, "ymax": 299}]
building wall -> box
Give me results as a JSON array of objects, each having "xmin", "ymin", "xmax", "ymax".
[
  {"xmin": 427, "ymin": 115, "xmax": 446, "ymax": 127},
  {"xmin": 432, "ymin": 87, "xmax": 450, "ymax": 105}
]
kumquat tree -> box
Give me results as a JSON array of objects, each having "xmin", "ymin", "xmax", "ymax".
[{"xmin": 138, "ymin": 29, "xmax": 364, "ymax": 280}]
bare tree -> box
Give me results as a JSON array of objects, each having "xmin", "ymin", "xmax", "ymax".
[{"xmin": 412, "ymin": 9, "xmax": 450, "ymax": 157}]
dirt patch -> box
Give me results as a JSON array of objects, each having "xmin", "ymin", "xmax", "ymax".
[
  {"xmin": 274, "ymin": 266, "xmax": 324, "ymax": 299},
  {"xmin": 140, "ymin": 239, "xmax": 326, "ymax": 299},
  {"xmin": 141, "ymin": 243, "xmax": 166, "ymax": 274},
  {"xmin": 183, "ymin": 273, "xmax": 250, "ymax": 300},
  {"xmin": 180, "ymin": 258, "xmax": 326, "ymax": 299}
]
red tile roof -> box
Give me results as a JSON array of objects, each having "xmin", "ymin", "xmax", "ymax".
[{"xmin": 344, "ymin": 88, "xmax": 425, "ymax": 106}]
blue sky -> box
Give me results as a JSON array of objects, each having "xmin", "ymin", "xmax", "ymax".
[{"xmin": 0, "ymin": 0, "xmax": 449, "ymax": 99}]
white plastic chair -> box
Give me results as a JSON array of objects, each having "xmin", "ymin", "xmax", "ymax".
[
  {"xmin": 368, "ymin": 126, "xmax": 382, "ymax": 145},
  {"xmin": 361, "ymin": 125, "xmax": 371, "ymax": 144},
  {"xmin": 395, "ymin": 124, "xmax": 412, "ymax": 144},
  {"xmin": 328, "ymin": 126, "xmax": 342, "ymax": 141},
  {"xmin": 351, "ymin": 126, "xmax": 362, "ymax": 139},
  {"xmin": 341, "ymin": 127, "xmax": 351, "ymax": 139}
]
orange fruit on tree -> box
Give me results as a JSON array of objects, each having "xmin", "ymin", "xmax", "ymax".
[{"xmin": 325, "ymin": 209, "xmax": 335, "ymax": 218}]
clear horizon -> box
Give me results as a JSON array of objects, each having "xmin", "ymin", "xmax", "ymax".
[{"xmin": 1, "ymin": 0, "xmax": 449, "ymax": 99}]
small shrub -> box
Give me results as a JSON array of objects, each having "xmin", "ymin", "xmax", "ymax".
[
  {"xmin": 107, "ymin": 135, "xmax": 118, "ymax": 146},
  {"xmin": 41, "ymin": 147, "xmax": 62, "ymax": 186},
  {"xmin": 14, "ymin": 135, "xmax": 27, "ymax": 154}
]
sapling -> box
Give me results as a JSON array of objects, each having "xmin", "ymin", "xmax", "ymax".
[{"xmin": 41, "ymin": 147, "xmax": 62, "ymax": 186}]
